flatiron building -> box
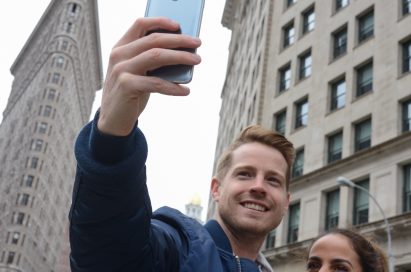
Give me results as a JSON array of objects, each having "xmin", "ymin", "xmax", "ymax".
[{"xmin": 0, "ymin": 1, "xmax": 102, "ymax": 271}]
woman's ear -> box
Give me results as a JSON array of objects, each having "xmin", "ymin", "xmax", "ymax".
[{"xmin": 211, "ymin": 177, "xmax": 220, "ymax": 202}]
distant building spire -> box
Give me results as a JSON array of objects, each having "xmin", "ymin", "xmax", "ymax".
[{"xmin": 185, "ymin": 194, "xmax": 203, "ymax": 223}]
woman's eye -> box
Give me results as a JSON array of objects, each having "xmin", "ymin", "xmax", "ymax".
[{"xmin": 333, "ymin": 265, "xmax": 349, "ymax": 272}]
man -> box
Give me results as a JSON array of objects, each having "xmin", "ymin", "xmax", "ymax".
[{"xmin": 69, "ymin": 17, "xmax": 294, "ymax": 272}]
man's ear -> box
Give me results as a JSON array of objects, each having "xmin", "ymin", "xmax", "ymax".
[
  {"xmin": 283, "ymin": 192, "xmax": 290, "ymax": 215},
  {"xmin": 211, "ymin": 177, "xmax": 221, "ymax": 202}
]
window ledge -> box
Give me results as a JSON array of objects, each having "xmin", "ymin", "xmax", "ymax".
[
  {"xmin": 325, "ymin": 106, "xmax": 345, "ymax": 117},
  {"xmin": 398, "ymin": 70, "xmax": 411, "ymax": 80},
  {"xmin": 332, "ymin": 5, "xmax": 349, "ymax": 17},
  {"xmin": 291, "ymin": 125, "xmax": 307, "ymax": 135},
  {"xmin": 295, "ymin": 75, "xmax": 312, "ymax": 86},
  {"xmin": 329, "ymin": 52, "xmax": 347, "ymax": 65},
  {"xmin": 275, "ymin": 89, "xmax": 290, "ymax": 98},
  {"xmin": 398, "ymin": 12, "xmax": 411, "ymax": 22},
  {"xmin": 354, "ymin": 35, "xmax": 374, "ymax": 49},
  {"xmin": 352, "ymin": 90, "xmax": 373, "ymax": 103}
]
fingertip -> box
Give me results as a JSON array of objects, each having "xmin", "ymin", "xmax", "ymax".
[
  {"xmin": 181, "ymin": 85, "xmax": 190, "ymax": 95},
  {"xmin": 168, "ymin": 19, "xmax": 180, "ymax": 29}
]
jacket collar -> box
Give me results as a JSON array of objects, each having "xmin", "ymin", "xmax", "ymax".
[
  {"xmin": 204, "ymin": 219, "xmax": 233, "ymax": 253},
  {"xmin": 204, "ymin": 220, "xmax": 274, "ymax": 272}
]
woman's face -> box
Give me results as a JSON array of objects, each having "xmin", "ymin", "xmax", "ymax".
[{"xmin": 306, "ymin": 234, "xmax": 363, "ymax": 272}]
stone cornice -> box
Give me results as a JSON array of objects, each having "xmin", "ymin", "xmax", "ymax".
[{"xmin": 290, "ymin": 131, "xmax": 411, "ymax": 189}]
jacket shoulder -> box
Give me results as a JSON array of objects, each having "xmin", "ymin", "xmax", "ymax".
[{"xmin": 152, "ymin": 207, "xmax": 225, "ymax": 272}]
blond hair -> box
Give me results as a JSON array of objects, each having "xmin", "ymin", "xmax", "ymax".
[{"xmin": 215, "ymin": 125, "xmax": 295, "ymax": 190}]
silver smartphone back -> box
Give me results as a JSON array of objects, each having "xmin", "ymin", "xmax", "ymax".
[{"xmin": 145, "ymin": 0, "xmax": 205, "ymax": 84}]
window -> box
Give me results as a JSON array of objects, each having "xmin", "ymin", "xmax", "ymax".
[
  {"xmin": 279, "ymin": 64, "xmax": 291, "ymax": 92},
  {"xmin": 292, "ymin": 148, "xmax": 304, "ymax": 178},
  {"xmin": 11, "ymin": 232, "xmax": 20, "ymax": 245},
  {"xmin": 30, "ymin": 157, "xmax": 39, "ymax": 169},
  {"xmin": 39, "ymin": 122, "xmax": 48, "ymax": 134},
  {"xmin": 295, "ymin": 99, "xmax": 308, "ymax": 128},
  {"xmin": 354, "ymin": 118, "xmax": 372, "ymax": 152},
  {"xmin": 402, "ymin": 40, "xmax": 411, "ymax": 73},
  {"xmin": 66, "ymin": 22, "xmax": 74, "ymax": 33},
  {"xmin": 56, "ymin": 56, "xmax": 65, "ymax": 68},
  {"xmin": 283, "ymin": 22, "xmax": 295, "ymax": 48},
  {"xmin": 7, "ymin": 252, "xmax": 15, "ymax": 265},
  {"xmin": 335, "ymin": 0, "xmax": 349, "ymax": 11},
  {"xmin": 333, "ymin": 27, "xmax": 347, "ymax": 59},
  {"xmin": 356, "ymin": 61, "xmax": 373, "ymax": 96},
  {"xmin": 302, "ymin": 7, "xmax": 315, "ymax": 34},
  {"xmin": 14, "ymin": 213, "xmax": 25, "ymax": 225},
  {"xmin": 286, "ymin": 0, "xmax": 297, "ymax": 8},
  {"xmin": 48, "ymin": 89, "xmax": 56, "ymax": 100},
  {"xmin": 44, "ymin": 105, "xmax": 52, "ymax": 117},
  {"xmin": 265, "ymin": 230, "xmax": 276, "ymax": 249},
  {"xmin": 287, "ymin": 203, "xmax": 300, "ymax": 243},
  {"xmin": 299, "ymin": 51, "xmax": 312, "ymax": 79},
  {"xmin": 403, "ymin": 0, "xmax": 411, "ymax": 16},
  {"xmin": 32, "ymin": 139, "xmax": 43, "ymax": 152},
  {"xmin": 403, "ymin": 99, "xmax": 411, "ymax": 132},
  {"xmin": 61, "ymin": 40, "xmax": 69, "ymax": 51},
  {"xmin": 24, "ymin": 175, "xmax": 34, "ymax": 187},
  {"xmin": 404, "ymin": 164, "xmax": 411, "ymax": 212},
  {"xmin": 51, "ymin": 73, "xmax": 60, "ymax": 84},
  {"xmin": 353, "ymin": 179, "xmax": 369, "ymax": 225},
  {"xmin": 325, "ymin": 189, "xmax": 340, "ymax": 230},
  {"xmin": 20, "ymin": 194, "xmax": 30, "ymax": 206},
  {"xmin": 274, "ymin": 110, "xmax": 287, "ymax": 135},
  {"xmin": 330, "ymin": 78, "xmax": 346, "ymax": 111},
  {"xmin": 328, "ymin": 131, "xmax": 343, "ymax": 163},
  {"xmin": 68, "ymin": 3, "xmax": 80, "ymax": 15},
  {"xmin": 358, "ymin": 10, "xmax": 374, "ymax": 43}
]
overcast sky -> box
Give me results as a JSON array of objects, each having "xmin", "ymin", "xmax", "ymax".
[{"xmin": 0, "ymin": 1, "xmax": 231, "ymax": 221}]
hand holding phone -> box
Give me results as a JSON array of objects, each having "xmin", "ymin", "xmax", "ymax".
[{"xmin": 145, "ymin": 0, "xmax": 205, "ymax": 84}]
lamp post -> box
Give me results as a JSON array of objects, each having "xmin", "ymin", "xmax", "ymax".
[{"xmin": 337, "ymin": 176, "xmax": 394, "ymax": 272}]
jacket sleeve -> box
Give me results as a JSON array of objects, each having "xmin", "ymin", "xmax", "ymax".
[{"xmin": 69, "ymin": 112, "xmax": 182, "ymax": 272}]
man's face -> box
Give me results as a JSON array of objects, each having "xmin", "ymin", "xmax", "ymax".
[{"xmin": 211, "ymin": 142, "xmax": 290, "ymax": 237}]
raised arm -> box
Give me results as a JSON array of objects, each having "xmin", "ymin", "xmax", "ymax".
[
  {"xmin": 69, "ymin": 17, "xmax": 202, "ymax": 272},
  {"xmin": 98, "ymin": 17, "xmax": 201, "ymax": 136}
]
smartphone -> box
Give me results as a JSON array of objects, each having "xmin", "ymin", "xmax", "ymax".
[{"xmin": 144, "ymin": 0, "xmax": 205, "ymax": 84}]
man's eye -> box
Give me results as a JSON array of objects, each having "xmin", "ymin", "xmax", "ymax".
[
  {"xmin": 237, "ymin": 171, "xmax": 251, "ymax": 177},
  {"xmin": 306, "ymin": 261, "xmax": 320, "ymax": 271},
  {"xmin": 267, "ymin": 177, "xmax": 280, "ymax": 185}
]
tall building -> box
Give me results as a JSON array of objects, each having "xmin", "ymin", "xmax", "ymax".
[
  {"xmin": 0, "ymin": 1, "xmax": 102, "ymax": 271},
  {"xmin": 210, "ymin": 0, "xmax": 411, "ymax": 271}
]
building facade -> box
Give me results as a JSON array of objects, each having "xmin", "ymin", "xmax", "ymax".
[
  {"xmin": 210, "ymin": 0, "xmax": 411, "ymax": 271},
  {"xmin": 0, "ymin": 1, "xmax": 102, "ymax": 271}
]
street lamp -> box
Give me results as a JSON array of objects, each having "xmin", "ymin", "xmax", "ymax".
[{"xmin": 336, "ymin": 176, "xmax": 394, "ymax": 272}]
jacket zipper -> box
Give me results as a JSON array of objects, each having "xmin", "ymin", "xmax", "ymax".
[{"xmin": 234, "ymin": 254, "xmax": 242, "ymax": 272}]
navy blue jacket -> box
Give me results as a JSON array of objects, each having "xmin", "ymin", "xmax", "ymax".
[{"xmin": 69, "ymin": 115, "xmax": 272, "ymax": 272}]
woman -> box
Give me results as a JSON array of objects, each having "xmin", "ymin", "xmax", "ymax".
[{"xmin": 306, "ymin": 228, "xmax": 388, "ymax": 272}]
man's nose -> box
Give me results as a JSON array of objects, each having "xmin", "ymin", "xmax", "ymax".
[{"xmin": 250, "ymin": 176, "xmax": 266, "ymax": 195}]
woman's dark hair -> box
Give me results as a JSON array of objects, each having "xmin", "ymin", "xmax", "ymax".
[{"xmin": 307, "ymin": 229, "xmax": 388, "ymax": 272}]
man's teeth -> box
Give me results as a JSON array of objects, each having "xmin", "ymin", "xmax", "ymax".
[{"xmin": 243, "ymin": 203, "xmax": 266, "ymax": 212}]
